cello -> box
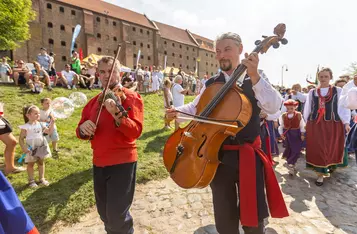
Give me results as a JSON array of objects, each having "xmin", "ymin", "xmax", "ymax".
[{"xmin": 163, "ymin": 24, "xmax": 288, "ymax": 189}]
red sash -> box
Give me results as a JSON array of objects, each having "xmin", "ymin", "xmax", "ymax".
[{"xmin": 223, "ymin": 136, "xmax": 289, "ymax": 227}]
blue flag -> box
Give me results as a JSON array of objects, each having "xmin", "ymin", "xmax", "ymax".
[{"xmin": 70, "ymin": 24, "xmax": 81, "ymax": 56}]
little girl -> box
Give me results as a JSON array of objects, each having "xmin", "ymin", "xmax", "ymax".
[
  {"xmin": 19, "ymin": 105, "xmax": 54, "ymax": 188},
  {"xmin": 40, "ymin": 98, "xmax": 59, "ymax": 152},
  {"xmin": 163, "ymin": 79, "xmax": 173, "ymax": 129},
  {"xmin": 28, "ymin": 75, "xmax": 45, "ymax": 94},
  {"xmin": 278, "ymin": 99, "xmax": 306, "ymax": 175}
]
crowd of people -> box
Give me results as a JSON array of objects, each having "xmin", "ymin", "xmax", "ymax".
[{"xmin": 1, "ymin": 31, "xmax": 357, "ymax": 234}]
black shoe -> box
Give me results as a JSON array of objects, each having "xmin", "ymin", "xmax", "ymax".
[{"xmin": 315, "ymin": 180, "xmax": 323, "ymax": 186}]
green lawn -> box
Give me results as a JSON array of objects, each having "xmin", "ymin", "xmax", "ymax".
[{"xmin": 0, "ymin": 85, "xmax": 194, "ymax": 233}]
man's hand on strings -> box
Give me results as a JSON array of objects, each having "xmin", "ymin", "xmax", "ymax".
[
  {"xmin": 242, "ymin": 52, "xmax": 260, "ymax": 85},
  {"xmin": 165, "ymin": 107, "xmax": 177, "ymax": 121},
  {"xmin": 104, "ymin": 99, "xmax": 122, "ymax": 118}
]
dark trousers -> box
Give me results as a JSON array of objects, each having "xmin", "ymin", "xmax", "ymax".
[
  {"xmin": 210, "ymin": 151, "xmax": 268, "ymax": 234},
  {"xmin": 93, "ymin": 162, "xmax": 137, "ymax": 234}
]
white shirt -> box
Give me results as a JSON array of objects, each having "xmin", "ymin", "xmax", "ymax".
[
  {"xmin": 176, "ymin": 70, "xmax": 283, "ymax": 123},
  {"xmin": 303, "ymin": 87, "xmax": 350, "ymax": 124},
  {"xmin": 278, "ymin": 112, "xmax": 306, "ymax": 135},
  {"xmin": 172, "ymin": 83, "xmax": 185, "ymax": 107},
  {"xmin": 266, "ymin": 110, "xmax": 281, "ymax": 121},
  {"xmin": 339, "ymin": 80, "xmax": 357, "ymax": 110},
  {"xmin": 19, "ymin": 122, "xmax": 43, "ymax": 141},
  {"xmin": 61, "ymin": 70, "xmax": 77, "ymax": 83}
]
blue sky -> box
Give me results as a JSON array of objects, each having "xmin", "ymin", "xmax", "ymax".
[{"xmin": 104, "ymin": 0, "xmax": 357, "ymax": 87}]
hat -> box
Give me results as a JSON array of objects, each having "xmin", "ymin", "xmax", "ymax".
[
  {"xmin": 283, "ymin": 99, "xmax": 299, "ymax": 107},
  {"xmin": 40, "ymin": 47, "xmax": 47, "ymax": 51}
]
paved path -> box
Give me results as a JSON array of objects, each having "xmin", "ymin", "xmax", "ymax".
[{"xmin": 53, "ymin": 150, "xmax": 357, "ymax": 234}]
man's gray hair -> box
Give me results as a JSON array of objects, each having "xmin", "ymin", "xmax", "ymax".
[
  {"xmin": 214, "ymin": 32, "xmax": 242, "ymax": 49},
  {"xmin": 174, "ymin": 75, "xmax": 183, "ymax": 83}
]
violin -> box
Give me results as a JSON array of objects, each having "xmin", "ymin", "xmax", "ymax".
[
  {"xmin": 90, "ymin": 45, "xmax": 130, "ymax": 140},
  {"xmin": 163, "ymin": 24, "xmax": 288, "ymax": 189}
]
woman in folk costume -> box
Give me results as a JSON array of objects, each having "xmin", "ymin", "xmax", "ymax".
[
  {"xmin": 339, "ymin": 74, "xmax": 357, "ymax": 163},
  {"xmin": 279, "ymin": 99, "xmax": 306, "ymax": 175},
  {"xmin": 260, "ymin": 110, "xmax": 280, "ymax": 157},
  {"xmin": 303, "ymin": 67, "xmax": 351, "ymax": 186}
]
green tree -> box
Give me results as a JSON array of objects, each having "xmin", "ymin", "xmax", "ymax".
[
  {"xmin": 0, "ymin": 0, "xmax": 36, "ymax": 50},
  {"xmin": 345, "ymin": 62, "xmax": 357, "ymax": 76}
]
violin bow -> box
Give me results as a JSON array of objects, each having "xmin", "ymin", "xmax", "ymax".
[{"xmin": 90, "ymin": 44, "xmax": 121, "ymax": 140}]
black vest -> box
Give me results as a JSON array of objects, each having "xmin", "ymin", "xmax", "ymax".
[
  {"xmin": 309, "ymin": 86, "xmax": 340, "ymax": 121},
  {"xmin": 205, "ymin": 72, "xmax": 261, "ymax": 144}
]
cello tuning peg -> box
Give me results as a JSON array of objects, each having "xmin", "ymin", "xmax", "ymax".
[
  {"xmin": 255, "ymin": 40, "xmax": 262, "ymax": 46},
  {"xmin": 280, "ymin": 38, "xmax": 288, "ymax": 45},
  {"xmin": 262, "ymin": 35, "xmax": 268, "ymax": 39},
  {"xmin": 272, "ymin": 43, "xmax": 280, "ymax": 49}
]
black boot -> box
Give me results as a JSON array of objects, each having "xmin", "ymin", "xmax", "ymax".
[{"xmin": 242, "ymin": 221, "xmax": 265, "ymax": 234}]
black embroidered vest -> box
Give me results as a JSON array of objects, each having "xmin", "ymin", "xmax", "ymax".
[
  {"xmin": 205, "ymin": 72, "xmax": 261, "ymax": 144},
  {"xmin": 309, "ymin": 86, "xmax": 340, "ymax": 121}
]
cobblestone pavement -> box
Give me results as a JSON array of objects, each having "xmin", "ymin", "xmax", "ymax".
[{"xmin": 53, "ymin": 149, "xmax": 357, "ymax": 234}]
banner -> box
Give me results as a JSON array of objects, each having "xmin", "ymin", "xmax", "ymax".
[
  {"xmin": 164, "ymin": 55, "xmax": 167, "ymax": 69},
  {"xmin": 136, "ymin": 49, "xmax": 141, "ymax": 68},
  {"xmin": 70, "ymin": 24, "xmax": 81, "ymax": 56}
]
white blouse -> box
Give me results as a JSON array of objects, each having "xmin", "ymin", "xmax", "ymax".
[
  {"xmin": 339, "ymin": 80, "xmax": 357, "ymax": 110},
  {"xmin": 303, "ymin": 87, "xmax": 350, "ymax": 125}
]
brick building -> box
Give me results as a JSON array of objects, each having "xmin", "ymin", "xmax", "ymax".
[{"xmin": 12, "ymin": 0, "xmax": 219, "ymax": 78}]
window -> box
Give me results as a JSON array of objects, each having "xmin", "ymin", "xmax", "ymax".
[
  {"xmin": 97, "ymin": 33, "xmax": 101, "ymax": 38},
  {"xmin": 114, "ymin": 50, "xmax": 117, "ymax": 54},
  {"xmin": 60, "ymin": 25, "xmax": 65, "ymax": 31},
  {"xmin": 113, "ymin": 21, "xmax": 117, "ymax": 26},
  {"xmin": 134, "ymin": 54, "xmax": 137, "ymax": 58},
  {"xmin": 211, "ymin": 72, "xmax": 214, "ymax": 76},
  {"xmin": 216, "ymin": 64, "xmax": 218, "ymax": 68},
  {"xmin": 105, "ymin": 19, "xmax": 109, "ymax": 24},
  {"xmin": 172, "ymin": 53, "xmax": 175, "ymax": 57},
  {"xmin": 113, "ymin": 37, "xmax": 117, "ymax": 41},
  {"xmin": 74, "ymin": 43, "xmax": 78, "ymax": 49},
  {"xmin": 193, "ymin": 58, "xmax": 196, "ymax": 61},
  {"xmin": 206, "ymin": 53, "xmax": 208, "ymax": 57},
  {"xmin": 164, "ymin": 51, "xmax": 167, "ymax": 55},
  {"xmin": 132, "ymin": 27, "xmax": 136, "ymax": 31},
  {"xmin": 187, "ymin": 46, "xmax": 189, "ymax": 50},
  {"xmin": 148, "ymin": 56, "xmax": 151, "ymax": 60},
  {"xmin": 211, "ymin": 63, "xmax": 213, "ymax": 67},
  {"xmin": 179, "ymin": 54, "xmax": 182, "ymax": 58},
  {"xmin": 96, "ymin": 17, "xmax": 101, "ymax": 22},
  {"xmin": 193, "ymin": 48, "xmax": 195, "ymax": 52},
  {"xmin": 164, "ymin": 41, "xmax": 167, "ymax": 45},
  {"xmin": 180, "ymin": 45, "xmax": 182, "ymax": 49},
  {"xmin": 186, "ymin": 65, "xmax": 189, "ymax": 69},
  {"xmin": 61, "ymin": 41, "xmax": 66, "ymax": 46},
  {"xmin": 62, "ymin": 56, "xmax": 67, "ymax": 61},
  {"xmin": 211, "ymin": 54, "xmax": 213, "ymax": 58},
  {"xmin": 147, "ymin": 44, "xmax": 150, "ymax": 49},
  {"xmin": 172, "ymin": 43, "xmax": 175, "ymax": 47},
  {"xmin": 206, "ymin": 62, "xmax": 208, "ymax": 65},
  {"xmin": 147, "ymin": 31, "xmax": 150, "ymax": 35},
  {"xmin": 97, "ymin": 47, "xmax": 102, "ymax": 53},
  {"xmin": 140, "ymin": 42, "xmax": 143, "ymax": 47},
  {"xmin": 172, "ymin": 63, "xmax": 175, "ymax": 67},
  {"xmin": 140, "ymin": 55, "xmax": 144, "ymax": 59},
  {"xmin": 187, "ymin": 56, "xmax": 189, "ymax": 60},
  {"xmin": 72, "ymin": 27, "xmax": 75, "ymax": 33},
  {"xmin": 47, "ymin": 22, "xmax": 53, "ymax": 28},
  {"xmin": 71, "ymin": 10, "xmax": 76, "ymax": 16},
  {"xmin": 47, "ymin": 3, "xmax": 52, "ymax": 9},
  {"xmin": 59, "ymin": 6, "xmax": 64, "ymax": 13},
  {"xmin": 133, "ymin": 41, "xmax": 136, "ymax": 45},
  {"xmin": 48, "ymin": 39, "xmax": 54, "ymax": 44},
  {"xmin": 193, "ymin": 66, "xmax": 196, "ymax": 70},
  {"xmin": 140, "ymin": 29, "xmax": 143, "ymax": 33}
]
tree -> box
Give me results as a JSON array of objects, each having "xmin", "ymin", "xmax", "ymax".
[
  {"xmin": 345, "ymin": 62, "xmax": 357, "ymax": 76},
  {"xmin": 0, "ymin": 0, "xmax": 36, "ymax": 50}
]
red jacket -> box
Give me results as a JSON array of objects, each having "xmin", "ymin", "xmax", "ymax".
[{"xmin": 76, "ymin": 88, "xmax": 144, "ymax": 167}]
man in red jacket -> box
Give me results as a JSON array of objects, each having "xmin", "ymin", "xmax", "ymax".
[{"xmin": 76, "ymin": 57, "xmax": 144, "ymax": 234}]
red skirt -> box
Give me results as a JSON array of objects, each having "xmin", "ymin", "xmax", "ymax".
[{"xmin": 306, "ymin": 119, "xmax": 345, "ymax": 167}]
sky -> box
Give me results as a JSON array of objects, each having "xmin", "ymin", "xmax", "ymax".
[{"xmin": 104, "ymin": 0, "xmax": 357, "ymax": 87}]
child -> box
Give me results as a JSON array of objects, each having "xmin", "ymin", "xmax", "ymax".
[
  {"xmin": 19, "ymin": 105, "xmax": 54, "ymax": 188},
  {"xmin": 163, "ymin": 79, "xmax": 173, "ymax": 129},
  {"xmin": 278, "ymin": 99, "xmax": 306, "ymax": 175},
  {"xmin": 28, "ymin": 75, "xmax": 45, "ymax": 94},
  {"xmin": 40, "ymin": 98, "xmax": 59, "ymax": 152}
]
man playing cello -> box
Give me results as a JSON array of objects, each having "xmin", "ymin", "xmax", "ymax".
[{"xmin": 166, "ymin": 32, "xmax": 288, "ymax": 233}]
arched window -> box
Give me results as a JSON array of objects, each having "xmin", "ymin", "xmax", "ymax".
[
  {"xmin": 47, "ymin": 22, "xmax": 53, "ymax": 28},
  {"xmin": 96, "ymin": 17, "xmax": 101, "ymax": 22},
  {"xmin": 71, "ymin": 10, "xmax": 76, "ymax": 15},
  {"xmin": 60, "ymin": 25, "xmax": 65, "ymax": 31},
  {"xmin": 47, "ymin": 3, "xmax": 52, "ymax": 9},
  {"xmin": 97, "ymin": 47, "xmax": 102, "ymax": 53},
  {"xmin": 148, "ymin": 56, "xmax": 151, "ymax": 60},
  {"xmin": 133, "ymin": 41, "xmax": 136, "ymax": 45},
  {"xmin": 147, "ymin": 44, "xmax": 150, "ymax": 49},
  {"xmin": 62, "ymin": 56, "xmax": 67, "ymax": 61},
  {"xmin": 61, "ymin": 41, "xmax": 66, "ymax": 46},
  {"xmin": 133, "ymin": 54, "xmax": 137, "ymax": 58},
  {"xmin": 113, "ymin": 37, "xmax": 117, "ymax": 41},
  {"xmin": 164, "ymin": 51, "xmax": 167, "ymax": 55},
  {"xmin": 172, "ymin": 53, "xmax": 175, "ymax": 57},
  {"xmin": 48, "ymin": 39, "xmax": 54, "ymax": 44},
  {"xmin": 113, "ymin": 21, "xmax": 117, "ymax": 26},
  {"xmin": 140, "ymin": 55, "xmax": 144, "ymax": 59},
  {"xmin": 74, "ymin": 43, "xmax": 78, "ymax": 49},
  {"xmin": 97, "ymin": 33, "xmax": 101, "ymax": 39},
  {"xmin": 59, "ymin": 6, "xmax": 64, "ymax": 13},
  {"xmin": 140, "ymin": 43, "xmax": 143, "ymax": 47},
  {"xmin": 172, "ymin": 63, "xmax": 175, "ymax": 67}
]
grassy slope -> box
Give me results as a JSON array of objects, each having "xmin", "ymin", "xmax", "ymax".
[{"xmin": 0, "ymin": 85, "xmax": 194, "ymax": 233}]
